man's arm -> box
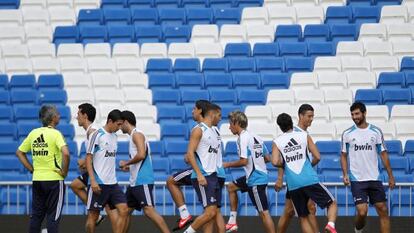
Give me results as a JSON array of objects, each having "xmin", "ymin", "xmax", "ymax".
[
  {"xmin": 271, "ymin": 142, "xmax": 283, "ymax": 167},
  {"xmin": 16, "ymin": 150, "xmax": 34, "ymax": 173},
  {"xmin": 59, "ymin": 145, "xmax": 70, "ymax": 178},
  {"xmin": 380, "ymin": 151, "xmax": 395, "ymax": 189},
  {"xmin": 340, "ymin": 152, "xmax": 350, "ymax": 186},
  {"xmin": 307, "ymin": 135, "xmax": 320, "ymax": 166},
  {"xmin": 186, "ymin": 127, "xmax": 205, "ymax": 185},
  {"xmin": 275, "ymin": 167, "xmax": 284, "ymax": 191},
  {"xmin": 120, "ymin": 132, "xmax": 146, "ymax": 170},
  {"xmin": 223, "ymin": 158, "xmax": 248, "ymax": 168}
]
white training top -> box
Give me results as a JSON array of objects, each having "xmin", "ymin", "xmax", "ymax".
[
  {"xmin": 87, "ymin": 127, "xmax": 118, "ymax": 185},
  {"xmin": 128, "ymin": 128, "xmax": 154, "ymax": 186},
  {"xmin": 341, "ymin": 124, "xmax": 387, "ymax": 182}
]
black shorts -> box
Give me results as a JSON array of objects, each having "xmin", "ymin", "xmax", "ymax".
[
  {"xmin": 126, "ymin": 184, "xmax": 154, "ymax": 211},
  {"xmin": 191, "ymin": 173, "xmax": 220, "ymax": 208},
  {"xmin": 77, "ymin": 172, "xmax": 89, "ymax": 186},
  {"xmin": 233, "ymin": 176, "xmax": 269, "ymax": 212},
  {"xmin": 351, "ymin": 181, "xmax": 387, "ymax": 205},
  {"xmin": 217, "ymin": 177, "xmax": 225, "ymax": 208},
  {"xmin": 172, "ymin": 169, "xmax": 193, "ymax": 186},
  {"xmin": 87, "ymin": 184, "xmax": 127, "ymax": 211},
  {"xmin": 290, "ymin": 183, "xmax": 335, "ymax": 217},
  {"xmin": 285, "ymin": 190, "xmax": 291, "ymax": 199}
]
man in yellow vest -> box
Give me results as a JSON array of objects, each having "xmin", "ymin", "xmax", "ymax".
[{"xmin": 16, "ymin": 104, "xmax": 70, "ymax": 233}]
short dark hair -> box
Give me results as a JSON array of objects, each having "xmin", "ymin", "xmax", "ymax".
[
  {"xmin": 298, "ymin": 104, "xmax": 314, "ymax": 115},
  {"xmin": 209, "ymin": 103, "xmax": 221, "ymax": 111},
  {"xmin": 121, "ymin": 110, "xmax": 136, "ymax": 126},
  {"xmin": 107, "ymin": 109, "xmax": 123, "ymax": 123},
  {"xmin": 277, "ymin": 113, "xmax": 293, "ymax": 133},
  {"xmin": 350, "ymin": 101, "xmax": 366, "ymax": 113},
  {"xmin": 78, "ymin": 103, "xmax": 96, "ymax": 122},
  {"xmin": 195, "ymin": 99, "xmax": 211, "ymax": 117}
]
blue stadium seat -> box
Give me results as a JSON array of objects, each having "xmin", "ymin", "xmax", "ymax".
[
  {"xmin": 66, "ymin": 140, "xmax": 78, "ymax": 158},
  {"xmin": 149, "ymin": 141, "xmax": 164, "ymax": 157},
  {"xmin": 182, "ymin": 0, "xmax": 208, "ymax": 8},
  {"xmin": 148, "ymin": 73, "xmax": 175, "ymax": 89},
  {"xmin": 128, "ymin": 0, "xmax": 154, "ymax": 8},
  {"xmin": 79, "ymin": 26, "xmax": 107, "ymax": 44},
  {"xmin": 385, "ymin": 140, "xmax": 403, "ymax": 157},
  {"xmin": 159, "ymin": 9, "xmax": 186, "ymax": 26},
  {"xmin": 53, "ymin": 26, "xmax": 80, "ymax": 45},
  {"xmin": 303, "ymin": 24, "xmax": 330, "ymax": 42},
  {"xmin": 330, "ymin": 24, "xmax": 358, "ymax": 44},
  {"xmin": 146, "ymin": 58, "xmax": 173, "ymax": 74},
  {"xmin": 174, "ymin": 58, "xmax": 201, "ymax": 74},
  {"xmin": 232, "ymin": 73, "xmax": 260, "ymax": 89},
  {"xmin": 37, "ymin": 75, "xmax": 64, "ymax": 90},
  {"xmin": 0, "ymin": 91, "xmax": 10, "ymax": 105},
  {"xmin": 164, "ymin": 141, "xmax": 188, "ymax": 157},
  {"xmin": 260, "ymin": 73, "xmax": 289, "ymax": 91},
  {"xmin": 284, "ymin": 57, "xmax": 314, "ymax": 73},
  {"xmin": 132, "ymin": 9, "xmax": 158, "ymax": 25},
  {"xmin": 186, "ymin": 8, "xmax": 213, "ymax": 27},
  {"xmin": 318, "ymin": 157, "xmax": 342, "ymax": 176},
  {"xmin": 224, "ymin": 43, "xmax": 251, "ymax": 58},
  {"xmin": 0, "ymin": 157, "xmax": 23, "ymax": 172},
  {"xmin": 324, "ymin": 174, "xmax": 344, "ymax": 182},
  {"xmin": 220, "ymin": 104, "xmax": 240, "ymax": 121},
  {"xmin": 387, "ymin": 157, "xmax": 409, "ymax": 175},
  {"xmin": 279, "ymin": 42, "xmax": 308, "ymax": 57},
  {"xmin": 101, "ymin": 0, "xmax": 127, "ymax": 9},
  {"xmin": 0, "ymin": 141, "xmax": 18, "ymax": 156},
  {"xmin": 256, "ymin": 57, "xmax": 285, "ymax": 74},
  {"xmin": 316, "ymin": 141, "xmax": 341, "ymax": 158},
  {"xmin": 375, "ymin": 0, "xmax": 402, "ymax": 6},
  {"xmin": 390, "ymin": 190, "xmax": 414, "ymax": 216},
  {"xmin": 17, "ymin": 123, "xmax": 41, "ymax": 140},
  {"xmin": 161, "ymin": 123, "xmax": 189, "ymax": 139},
  {"xmin": 163, "ymin": 26, "xmax": 191, "ymax": 43},
  {"xmin": 0, "ymin": 172, "xmax": 28, "ymax": 181},
  {"xmin": 103, "ymin": 9, "xmax": 131, "ymax": 25},
  {"xmin": 108, "ymin": 25, "xmax": 135, "ymax": 44},
  {"xmin": 228, "ymin": 58, "xmax": 256, "ymax": 73},
  {"xmin": 0, "ymin": 106, "xmax": 13, "ymax": 123},
  {"xmin": 9, "ymin": 75, "xmax": 36, "ymax": 90},
  {"xmin": 405, "ymin": 72, "xmax": 414, "ymax": 90},
  {"xmin": 14, "ymin": 106, "xmax": 39, "ymax": 123},
  {"xmin": 78, "ymin": 9, "xmax": 104, "ymax": 26},
  {"xmin": 202, "ymin": 58, "xmax": 229, "ymax": 74},
  {"xmin": 252, "ymin": 43, "xmax": 279, "ymax": 58},
  {"xmin": 275, "ymin": 25, "xmax": 302, "ymax": 42},
  {"xmin": 400, "ymin": 57, "xmax": 414, "ymax": 72},
  {"xmin": 209, "ymin": 90, "xmax": 237, "ymax": 105},
  {"xmin": 11, "ymin": 90, "xmax": 38, "ymax": 106},
  {"xmin": 152, "ymin": 157, "xmax": 170, "ymax": 176},
  {"xmin": 237, "ymin": 90, "xmax": 266, "ymax": 106},
  {"xmin": 204, "ymin": 73, "xmax": 233, "ymax": 90},
  {"xmin": 169, "ymin": 157, "xmax": 189, "ymax": 173},
  {"xmin": 117, "ymin": 141, "xmax": 129, "ymax": 157},
  {"xmin": 38, "ymin": 90, "xmax": 67, "ymax": 105},
  {"xmin": 233, "ymin": 0, "xmax": 263, "ymax": 7},
  {"xmin": 154, "ymin": 0, "xmax": 180, "ymax": 8},
  {"xmin": 354, "ymin": 89, "xmax": 383, "ymax": 105},
  {"xmin": 153, "ymin": 89, "xmax": 181, "ymax": 105},
  {"xmin": 404, "ymin": 140, "xmax": 414, "ymax": 157},
  {"xmin": 0, "ymin": 123, "xmax": 17, "ymax": 141},
  {"xmin": 0, "ymin": 0, "xmax": 19, "ymax": 9},
  {"xmin": 325, "ymin": 6, "xmax": 352, "ymax": 25},
  {"xmin": 135, "ymin": 25, "xmax": 163, "ymax": 43},
  {"xmin": 181, "ymin": 90, "xmax": 209, "ymax": 105},
  {"xmin": 213, "ymin": 8, "xmax": 241, "ymax": 27},
  {"xmin": 377, "ymin": 72, "xmax": 405, "ymax": 89},
  {"xmin": 56, "ymin": 124, "xmax": 75, "ymax": 140},
  {"xmin": 0, "ymin": 75, "xmax": 8, "ymax": 90},
  {"xmin": 157, "ymin": 106, "xmax": 186, "ymax": 124},
  {"xmin": 382, "ymin": 89, "xmax": 411, "ymax": 109},
  {"xmin": 347, "ymin": 0, "xmax": 372, "ymax": 6},
  {"xmin": 176, "ymin": 73, "xmax": 204, "ymax": 89},
  {"xmin": 209, "ymin": 0, "xmax": 232, "ymax": 8},
  {"xmin": 352, "ymin": 6, "xmax": 381, "ymax": 25},
  {"xmin": 308, "ymin": 42, "xmax": 335, "ymax": 57}
]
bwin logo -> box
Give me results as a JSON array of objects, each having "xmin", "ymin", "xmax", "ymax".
[
  {"xmin": 208, "ymin": 146, "xmax": 219, "ymax": 154},
  {"xmin": 354, "ymin": 143, "xmax": 373, "ymax": 151}
]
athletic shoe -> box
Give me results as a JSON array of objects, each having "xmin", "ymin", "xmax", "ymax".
[
  {"xmin": 95, "ymin": 215, "xmax": 105, "ymax": 226},
  {"xmin": 172, "ymin": 215, "xmax": 193, "ymax": 231},
  {"xmin": 225, "ymin": 223, "xmax": 238, "ymax": 232},
  {"xmin": 325, "ymin": 224, "xmax": 337, "ymax": 233}
]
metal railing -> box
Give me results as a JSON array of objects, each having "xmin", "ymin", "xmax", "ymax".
[{"xmin": 0, "ymin": 181, "xmax": 413, "ymax": 217}]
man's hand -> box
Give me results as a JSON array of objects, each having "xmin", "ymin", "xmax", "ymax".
[
  {"xmin": 119, "ymin": 160, "xmax": 129, "ymax": 172},
  {"xmin": 388, "ymin": 175, "xmax": 395, "ymax": 190},
  {"xmin": 343, "ymin": 175, "xmax": 350, "ymax": 186},
  {"xmin": 54, "ymin": 169, "xmax": 67, "ymax": 178},
  {"xmin": 274, "ymin": 179, "xmax": 283, "ymax": 192},
  {"xmin": 91, "ymin": 181, "xmax": 101, "ymax": 194},
  {"xmin": 197, "ymin": 174, "xmax": 207, "ymax": 186}
]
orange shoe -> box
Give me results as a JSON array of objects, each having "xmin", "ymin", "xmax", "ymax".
[
  {"xmin": 325, "ymin": 223, "xmax": 337, "ymax": 233},
  {"xmin": 225, "ymin": 223, "xmax": 238, "ymax": 232},
  {"xmin": 172, "ymin": 215, "xmax": 193, "ymax": 231}
]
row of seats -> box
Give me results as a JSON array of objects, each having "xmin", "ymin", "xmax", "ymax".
[
  {"xmin": 0, "ymin": 105, "xmax": 71, "ymax": 123},
  {"xmin": 0, "ymin": 0, "xmax": 19, "ymax": 9},
  {"xmin": 0, "ymin": 8, "xmax": 77, "ymax": 28},
  {"xmin": 99, "ymin": 0, "xmax": 263, "ymax": 9},
  {"xmin": 0, "ymin": 89, "xmax": 67, "ymax": 106},
  {"xmin": 0, "ymin": 122, "xmax": 75, "ymax": 141},
  {"xmin": 377, "ymin": 71, "xmax": 414, "ymax": 89},
  {"xmin": 0, "ymin": 74, "xmax": 64, "ymax": 90},
  {"xmin": 336, "ymin": 41, "xmax": 414, "ymax": 58}
]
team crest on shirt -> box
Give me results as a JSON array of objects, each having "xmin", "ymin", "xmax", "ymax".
[
  {"xmin": 370, "ymin": 137, "xmax": 376, "ymax": 143},
  {"xmin": 210, "ymin": 197, "xmax": 216, "ymax": 203}
]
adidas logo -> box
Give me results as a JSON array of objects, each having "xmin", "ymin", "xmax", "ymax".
[
  {"xmin": 253, "ymin": 137, "xmax": 262, "ymax": 149},
  {"xmin": 283, "ymin": 138, "xmax": 301, "ymax": 153},
  {"xmin": 32, "ymin": 134, "xmax": 48, "ymax": 148}
]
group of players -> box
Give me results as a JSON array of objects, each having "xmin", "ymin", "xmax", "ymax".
[{"xmin": 65, "ymin": 99, "xmax": 395, "ymax": 233}]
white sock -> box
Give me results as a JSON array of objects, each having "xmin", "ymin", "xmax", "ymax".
[
  {"xmin": 184, "ymin": 226, "xmax": 196, "ymax": 233},
  {"xmin": 178, "ymin": 205, "xmax": 190, "ymax": 219},
  {"xmin": 328, "ymin": 222, "xmax": 335, "ymax": 228},
  {"xmin": 355, "ymin": 227, "xmax": 363, "ymax": 233},
  {"xmin": 228, "ymin": 211, "xmax": 237, "ymax": 224}
]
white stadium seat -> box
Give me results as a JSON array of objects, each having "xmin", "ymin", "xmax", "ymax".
[
  {"xmin": 0, "ymin": 10, "xmax": 23, "ymax": 27},
  {"xmin": 264, "ymin": 0, "xmax": 291, "ymax": 7},
  {"xmin": 380, "ymin": 5, "xmax": 408, "ymax": 24},
  {"xmin": 73, "ymin": 0, "xmax": 100, "ymax": 15},
  {"xmin": 324, "ymin": 89, "xmax": 353, "ymax": 105},
  {"xmin": 0, "ymin": 60, "xmax": 5, "ymax": 73},
  {"xmin": 334, "ymin": 121, "xmax": 354, "ymax": 139},
  {"xmin": 387, "ymin": 23, "xmax": 414, "ymax": 42},
  {"xmin": 409, "ymin": 6, "xmax": 414, "ymax": 22},
  {"xmin": 191, "ymin": 25, "xmax": 219, "ymax": 44},
  {"xmin": 392, "ymin": 41, "xmax": 414, "ymax": 58},
  {"xmin": 267, "ymin": 89, "xmax": 295, "ymax": 106},
  {"xmin": 25, "ymin": 25, "xmax": 53, "ymax": 45},
  {"xmin": 308, "ymin": 122, "xmax": 336, "ymax": 141},
  {"xmin": 95, "ymin": 89, "xmax": 124, "ymax": 105},
  {"xmin": 140, "ymin": 43, "xmax": 168, "ymax": 60},
  {"xmin": 390, "ymin": 105, "xmax": 414, "ymax": 123},
  {"xmin": 336, "ymin": 41, "xmax": 364, "ymax": 57},
  {"xmin": 1, "ymin": 44, "xmax": 29, "ymax": 58},
  {"xmin": 319, "ymin": 0, "xmax": 346, "ymax": 9},
  {"xmin": 245, "ymin": 105, "xmax": 273, "ymax": 123},
  {"xmin": 219, "ymin": 25, "xmax": 247, "ymax": 46},
  {"xmin": 295, "ymin": 89, "xmax": 324, "ymax": 105},
  {"xmin": 49, "ymin": 8, "xmax": 76, "ymax": 29},
  {"xmin": 195, "ymin": 43, "xmax": 223, "ymax": 60},
  {"xmin": 91, "ymin": 74, "xmax": 120, "ymax": 88},
  {"xmin": 267, "ymin": 6, "xmax": 297, "ymax": 27},
  {"xmin": 312, "ymin": 104, "xmax": 330, "ymax": 123},
  {"xmin": 115, "ymin": 57, "xmax": 145, "ymax": 75},
  {"xmin": 98, "ymin": 103, "xmax": 125, "ymax": 124},
  {"xmin": 246, "ymin": 25, "xmax": 274, "ymax": 45},
  {"xmin": 296, "ymin": 6, "xmax": 324, "ymax": 27},
  {"xmin": 366, "ymin": 105, "xmax": 389, "ymax": 124},
  {"xmin": 290, "ymin": 72, "xmax": 318, "ymax": 90},
  {"xmin": 271, "ymin": 105, "xmax": 299, "ymax": 123},
  {"xmin": 317, "ymin": 72, "xmax": 347, "ymax": 90},
  {"xmin": 346, "ymin": 71, "xmax": 376, "ymax": 93},
  {"xmin": 291, "ymin": 0, "xmax": 318, "ymax": 7},
  {"xmin": 370, "ymin": 56, "xmax": 399, "ymax": 73},
  {"xmin": 136, "ymin": 123, "xmax": 161, "ymax": 141},
  {"xmin": 168, "ymin": 43, "xmax": 195, "ymax": 59},
  {"xmin": 374, "ymin": 122, "xmax": 396, "ymax": 140},
  {"xmin": 29, "ymin": 43, "xmax": 56, "ymax": 58},
  {"xmin": 241, "ymin": 7, "xmax": 269, "ymax": 26},
  {"xmin": 20, "ymin": 0, "xmax": 47, "ymax": 11},
  {"xmin": 57, "ymin": 43, "xmax": 84, "ymax": 58},
  {"xmin": 358, "ymin": 24, "xmax": 387, "ymax": 42},
  {"xmin": 63, "ymin": 73, "xmax": 92, "ymax": 88},
  {"xmin": 314, "ymin": 57, "xmax": 342, "ymax": 72},
  {"xmin": 22, "ymin": 9, "xmax": 50, "ymax": 27},
  {"xmin": 66, "ymin": 87, "xmax": 95, "ymax": 104},
  {"xmin": 0, "ymin": 26, "xmax": 25, "ymax": 45},
  {"xmin": 363, "ymin": 41, "xmax": 393, "ymax": 57},
  {"xmin": 32, "ymin": 57, "xmax": 60, "ymax": 75},
  {"xmin": 112, "ymin": 43, "xmax": 140, "ymax": 59},
  {"xmin": 47, "ymin": 0, "xmax": 74, "ymax": 11},
  {"xmin": 5, "ymin": 58, "xmax": 33, "ymax": 74},
  {"xmin": 395, "ymin": 122, "xmax": 414, "ymax": 145},
  {"xmin": 329, "ymin": 104, "xmax": 352, "ymax": 124},
  {"xmin": 124, "ymin": 89, "xmax": 152, "ymax": 105},
  {"xmin": 341, "ymin": 57, "xmax": 371, "ymax": 72},
  {"xmin": 120, "ymin": 73, "xmax": 148, "ymax": 89},
  {"xmin": 87, "ymin": 57, "xmax": 116, "ymax": 74},
  {"xmin": 126, "ymin": 104, "xmax": 157, "ymax": 124},
  {"xmin": 84, "ymin": 43, "xmax": 111, "ymax": 58},
  {"xmin": 247, "ymin": 123, "xmax": 278, "ymax": 141},
  {"xmin": 59, "ymin": 57, "xmax": 88, "ymax": 74}
]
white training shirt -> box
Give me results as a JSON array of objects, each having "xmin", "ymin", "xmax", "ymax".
[
  {"xmin": 341, "ymin": 124, "xmax": 387, "ymax": 182},
  {"xmin": 128, "ymin": 128, "xmax": 154, "ymax": 186}
]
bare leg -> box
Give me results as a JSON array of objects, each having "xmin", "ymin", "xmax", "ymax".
[
  {"xmin": 143, "ymin": 206, "xmax": 171, "ymax": 233},
  {"xmin": 355, "ymin": 203, "xmax": 368, "ymax": 231},
  {"xmin": 70, "ymin": 178, "xmax": 87, "ymax": 204},
  {"xmin": 105, "ymin": 205, "xmax": 119, "ymax": 233},
  {"xmin": 307, "ymin": 199, "xmax": 320, "ymax": 233},
  {"xmin": 85, "ymin": 210, "xmax": 100, "ymax": 233},
  {"xmin": 227, "ymin": 183, "xmax": 240, "ymax": 212},
  {"xmin": 375, "ymin": 202, "xmax": 390, "ymax": 233},
  {"xmin": 189, "ymin": 205, "xmax": 217, "ymax": 230},
  {"xmin": 215, "ymin": 209, "xmax": 226, "ymax": 233},
  {"xmin": 114, "ymin": 203, "xmax": 129, "ymax": 233},
  {"xmin": 167, "ymin": 176, "xmax": 186, "ymax": 207},
  {"xmin": 327, "ymin": 201, "xmax": 337, "ymax": 223},
  {"xmin": 124, "ymin": 208, "xmax": 134, "ymax": 233},
  {"xmin": 299, "ymin": 216, "xmax": 314, "ymax": 233},
  {"xmin": 259, "ymin": 210, "xmax": 276, "ymax": 233},
  {"xmin": 277, "ymin": 199, "xmax": 295, "ymax": 233}
]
